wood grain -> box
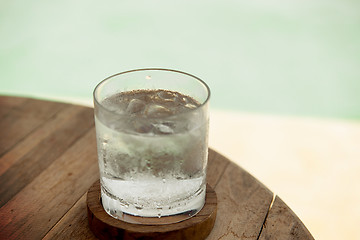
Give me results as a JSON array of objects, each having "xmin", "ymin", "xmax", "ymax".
[
  {"xmin": 0, "ymin": 105, "xmax": 88, "ymax": 176},
  {"xmin": 0, "ymin": 96, "xmax": 27, "ymax": 119},
  {"xmin": 206, "ymin": 149, "xmax": 230, "ymax": 189},
  {"xmin": 258, "ymin": 196, "xmax": 315, "ymax": 240},
  {"xmin": 0, "ymin": 129, "xmax": 99, "ymax": 239},
  {"xmin": 43, "ymin": 194, "xmax": 98, "ymax": 240},
  {"xmin": 0, "ymin": 107, "xmax": 94, "ymax": 207},
  {"xmin": 207, "ymin": 162, "xmax": 273, "ymax": 240},
  {"xmin": 0, "ymin": 98, "xmax": 67, "ymax": 156}
]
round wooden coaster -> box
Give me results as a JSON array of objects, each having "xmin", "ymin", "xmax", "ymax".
[{"xmin": 87, "ymin": 180, "xmax": 217, "ymax": 240}]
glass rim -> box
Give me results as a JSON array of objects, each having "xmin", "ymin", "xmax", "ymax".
[{"xmin": 93, "ymin": 68, "xmax": 211, "ymax": 118}]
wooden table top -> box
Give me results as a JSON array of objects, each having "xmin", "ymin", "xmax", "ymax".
[{"xmin": 0, "ymin": 96, "xmax": 314, "ymax": 240}]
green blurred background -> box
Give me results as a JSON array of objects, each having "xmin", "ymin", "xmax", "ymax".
[{"xmin": 1, "ymin": 0, "xmax": 360, "ymax": 119}]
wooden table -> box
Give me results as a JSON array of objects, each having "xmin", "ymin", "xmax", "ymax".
[{"xmin": 0, "ymin": 96, "xmax": 314, "ymax": 240}]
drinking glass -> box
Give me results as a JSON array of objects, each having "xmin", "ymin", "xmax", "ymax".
[{"xmin": 93, "ymin": 68, "xmax": 210, "ymax": 224}]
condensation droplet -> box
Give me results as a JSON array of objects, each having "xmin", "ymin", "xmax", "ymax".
[{"xmin": 146, "ymin": 161, "xmax": 151, "ymax": 169}]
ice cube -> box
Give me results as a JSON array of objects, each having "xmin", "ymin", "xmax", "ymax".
[
  {"xmin": 104, "ymin": 152, "xmax": 136, "ymax": 178},
  {"xmin": 157, "ymin": 91, "xmax": 176, "ymax": 101},
  {"xmin": 152, "ymin": 123, "xmax": 174, "ymax": 134},
  {"xmin": 132, "ymin": 118, "xmax": 153, "ymax": 134},
  {"xmin": 144, "ymin": 104, "xmax": 172, "ymax": 117},
  {"xmin": 102, "ymin": 95, "xmax": 128, "ymax": 114},
  {"xmin": 185, "ymin": 103, "xmax": 197, "ymax": 109},
  {"xmin": 126, "ymin": 99, "xmax": 145, "ymax": 114}
]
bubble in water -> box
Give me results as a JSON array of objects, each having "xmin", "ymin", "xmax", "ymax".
[
  {"xmin": 135, "ymin": 203, "xmax": 143, "ymax": 210},
  {"xmin": 101, "ymin": 137, "xmax": 109, "ymax": 148},
  {"xmin": 126, "ymin": 99, "xmax": 145, "ymax": 114}
]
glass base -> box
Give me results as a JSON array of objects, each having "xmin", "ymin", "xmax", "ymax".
[{"xmin": 100, "ymin": 187, "xmax": 206, "ymax": 225}]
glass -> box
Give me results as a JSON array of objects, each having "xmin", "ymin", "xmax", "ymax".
[{"xmin": 93, "ymin": 68, "xmax": 210, "ymax": 224}]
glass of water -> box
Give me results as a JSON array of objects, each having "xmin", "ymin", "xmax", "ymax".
[{"xmin": 93, "ymin": 69, "xmax": 210, "ymax": 224}]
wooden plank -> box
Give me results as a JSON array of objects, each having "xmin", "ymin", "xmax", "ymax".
[
  {"xmin": 42, "ymin": 194, "xmax": 97, "ymax": 240},
  {"xmin": 0, "ymin": 96, "xmax": 27, "ymax": 107},
  {"xmin": 0, "ymin": 98, "xmax": 67, "ymax": 156},
  {"xmin": 0, "ymin": 105, "xmax": 87, "ymax": 176},
  {"xmin": 0, "ymin": 130, "xmax": 99, "ymax": 240},
  {"xmin": 0, "ymin": 107, "xmax": 94, "ymax": 207},
  {"xmin": 0, "ymin": 96, "xmax": 28, "ymax": 118},
  {"xmin": 258, "ymin": 196, "xmax": 315, "ymax": 240},
  {"xmin": 43, "ymin": 148, "xmax": 230, "ymax": 239},
  {"xmin": 207, "ymin": 149, "xmax": 230, "ymax": 189},
  {"xmin": 207, "ymin": 162, "xmax": 273, "ymax": 240}
]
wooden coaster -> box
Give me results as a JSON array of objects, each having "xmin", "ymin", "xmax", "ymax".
[{"xmin": 87, "ymin": 180, "xmax": 217, "ymax": 240}]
